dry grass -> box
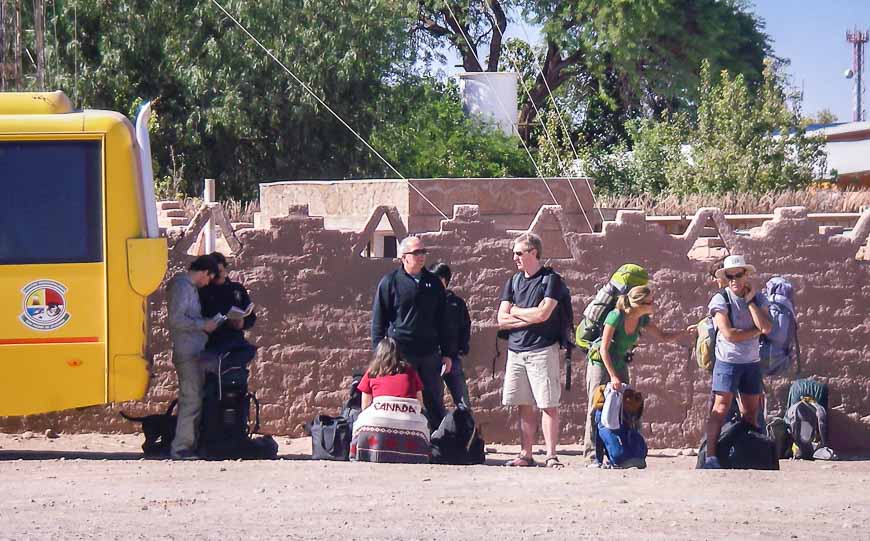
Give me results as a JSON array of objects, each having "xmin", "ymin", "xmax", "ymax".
[
  {"xmin": 168, "ymin": 189, "xmax": 868, "ymax": 224},
  {"xmin": 596, "ymin": 189, "xmax": 870, "ymax": 215},
  {"xmin": 179, "ymin": 198, "xmax": 260, "ymax": 223}
]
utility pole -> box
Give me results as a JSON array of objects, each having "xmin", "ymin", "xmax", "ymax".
[
  {"xmin": 34, "ymin": 0, "xmax": 44, "ymax": 89},
  {"xmin": 846, "ymin": 29, "xmax": 869, "ymax": 122}
]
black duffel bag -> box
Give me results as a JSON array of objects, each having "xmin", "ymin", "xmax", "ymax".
[
  {"xmin": 696, "ymin": 419, "xmax": 779, "ymax": 470},
  {"xmin": 310, "ymin": 415, "xmax": 351, "ymax": 461}
]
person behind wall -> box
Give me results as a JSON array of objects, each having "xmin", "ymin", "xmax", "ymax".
[
  {"xmin": 430, "ymin": 262, "xmax": 473, "ymax": 411},
  {"xmin": 702, "ymin": 255, "xmax": 773, "ymax": 469},
  {"xmin": 371, "ymin": 236, "xmax": 455, "ymax": 431},
  {"xmin": 359, "ymin": 337, "xmax": 425, "ymax": 410},
  {"xmin": 166, "ymin": 255, "xmax": 220, "ymax": 460},
  {"xmin": 583, "ymin": 284, "xmax": 693, "ymax": 461},
  {"xmin": 198, "ymin": 252, "xmax": 258, "ymax": 371},
  {"xmin": 497, "ymin": 233, "xmax": 565, "ymax": 468}
]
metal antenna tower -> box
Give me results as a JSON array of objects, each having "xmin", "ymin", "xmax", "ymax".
[{"xmin": 846, "ymin": 29, "xmax": 869, "ymax": 122}]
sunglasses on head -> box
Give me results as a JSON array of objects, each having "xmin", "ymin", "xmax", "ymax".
[
  {"xmin": 724, "ymin": 270, "xmax": 746, "ymax": 281},
  {"xmin": 404, "ymin": 249, "xmax": 428, "ymax": 256}
]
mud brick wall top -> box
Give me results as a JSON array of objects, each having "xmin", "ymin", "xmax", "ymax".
[{"xmin": 3, "ymin": 204, "xmax": 870, "ymax": 452}]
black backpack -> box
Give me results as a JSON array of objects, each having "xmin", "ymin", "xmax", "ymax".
[
  {"xmin": 430, "ymin": 408, "xmax": 486, "ymax": 465},
  {"xmin": 198, "ymin": 367, "xmax": 277, "ymax": 460},
  {"xmin": 696, "ymin": 419, "xmax": 779, "ymax": 470}
]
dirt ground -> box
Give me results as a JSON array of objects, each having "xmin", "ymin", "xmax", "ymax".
[{"xmin": 0, "ymin": 433, "xmax": 868, "ymax": 541}]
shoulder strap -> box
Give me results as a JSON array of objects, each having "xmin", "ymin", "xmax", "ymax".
[
  {"xmin": 719, "ymin": 289, "xmax": 733, "ymax": 326},
  {"xmin": 509, "ymin": 271, "xmax": 522, "ymax": 299}
]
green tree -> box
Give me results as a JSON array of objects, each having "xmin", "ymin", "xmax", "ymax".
[
  {"xmin": 801, "ymin": 108, "xmax": 838, "ymax": 128},
  {"xmin": 43, "ymin": 0, "xmax": 419, "ymax": 199},
  {"xmin": 370, "ymin": 79, "xmax": 533, "ymax": 178},
  {"xmin": 579, "ymin": 59, "xmax": 827, "ymax": 196},
  {"xmin": 418, "ymin": 1, "xmax": 770, "ymax": 141}
]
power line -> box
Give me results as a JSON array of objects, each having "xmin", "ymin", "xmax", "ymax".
[
  {"xmin": 209, "ymin": 0, "xmax": 449, "ymax": 221},
  {"xmin": 487, "ymin": 10, "xmax": 593, "ymax": 232},
  {"xmin": 441, "ymin": 0, "xmax": 559, "ymax": 207},
  {"xmin": 514, "ymin": 20, "xmax": 606, "ymax": 227}
]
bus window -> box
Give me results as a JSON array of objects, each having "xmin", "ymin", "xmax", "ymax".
[{"xmin": 0, "ymin": 140, "xmax": 103, "ymax": 265}]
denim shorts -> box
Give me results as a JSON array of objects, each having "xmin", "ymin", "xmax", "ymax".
[{"xmin": 712, "ymin": 361, "xmax": 763, "ymax": 395}]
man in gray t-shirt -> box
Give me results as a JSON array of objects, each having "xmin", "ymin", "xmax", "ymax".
[{"xmin": 702, "ymin": 255, "xmax": 772, "ymax": 469}]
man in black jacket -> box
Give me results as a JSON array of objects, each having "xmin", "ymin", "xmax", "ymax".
[
  {"xmin": 371, "ymin": 236, "xmax": 454, "ymax": 430},
  {"xmin": 199, "ymin": 252, "xmax": 257, "ymax": 370},
  {"xmin": 430, "ymin": 263, "xmax": 472, "ymax": 411}
]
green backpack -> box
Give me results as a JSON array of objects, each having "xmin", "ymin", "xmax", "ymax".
[{"xmin": 575, "ymin": 264, "xmax": 649, "ymax": 353}]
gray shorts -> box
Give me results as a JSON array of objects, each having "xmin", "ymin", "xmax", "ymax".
[{"xmin": 502, "ymin": 343, "xmax": 561, "ymax": 409}]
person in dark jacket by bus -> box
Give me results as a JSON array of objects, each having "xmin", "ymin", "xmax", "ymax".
[
  {"xmin": 198, "ymin": 252, "xmax": 257, "ymax": 371},
  {"xmin": 430, "ymin": 262, "xmax": 472, "ymax": 411},
  {"xmin": 371, "ymin": 236, "xmax": 455, "ymax": 431}
]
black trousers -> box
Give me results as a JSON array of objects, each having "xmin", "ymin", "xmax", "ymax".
[{"xmin": 404, "ymin": 350, "xmax": 446, "ymax": 432}]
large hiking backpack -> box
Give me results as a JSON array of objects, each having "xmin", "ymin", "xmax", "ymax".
[
  {"xmin": 785, "ymin": 397, "xmax": 835, "ymax": 460},
  {"xmin": 696, "ymin": 419, "xmax": 779, "ymax": 470},
  {"xmin": 693, "ymin": 289, "xmax": 732, "ymax": 372},
  {"xmin": 495, "ymin": 267, "xmax": 576, "ymax": 389},
  {"xmin": 760, "ymin": 277, "xmax": 800, "ymax": 376},
  {"xmin": 198, "ymin": 366, "xmax": 277, "ymax": 460},
  {"xmin": 787, "ymin": 379, "xmax": 828, "ymax": 412},
  {"xmin": 430, "ymin": 408, "xmax": 486, "ymax": 465},
  {"xmin": 575, "ymin": 264, "xmax": 649, "ymax": 353}
]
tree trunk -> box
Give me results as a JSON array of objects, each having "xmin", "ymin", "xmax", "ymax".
[
  {"xmin": 33, "ymin": 0, "xmax": 44, "ymax": 89},
  {"xmin": 0, "ymin": 0, "xmax": 6, "ymax": 91},
  {"xmin": 516, "ymin": 42, "xmax": 586, "ymax": 141},
  {"xmin": 13, "ymin": 0, "xmax": 20, "ymax": 90},
  {"xmin": 484, "ymin": 0, "xmax": 506, "ymax": 72},
  {"xmin": 438, "ymin": 6, "xmax": 481, "ymax": 72}
]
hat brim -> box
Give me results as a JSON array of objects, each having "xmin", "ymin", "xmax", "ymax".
[{"xmin": 715, "ymin": 264, "xmax": 756, "ymax": 279}]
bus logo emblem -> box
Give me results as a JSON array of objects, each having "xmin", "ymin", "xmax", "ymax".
[{"xmin": 20, "ymin": 280, "xmax": 71, "ymax": 331}]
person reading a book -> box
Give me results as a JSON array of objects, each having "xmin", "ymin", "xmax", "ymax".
[{"xmin": 199, "ymin": 251, "xmax": 258, "ymax": 370}]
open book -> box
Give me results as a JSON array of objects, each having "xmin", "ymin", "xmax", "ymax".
[{"xmin": 225, "ymin": 303, "xmax": 254, "ymax": 321}]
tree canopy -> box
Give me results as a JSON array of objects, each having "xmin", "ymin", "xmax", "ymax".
[{"xmin": 1, "ymin": 0, "xmax": 829, "ymax": 200}]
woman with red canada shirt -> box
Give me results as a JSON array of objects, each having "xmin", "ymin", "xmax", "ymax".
[
  {"xmin": 351, "ymin": 338, "xmax": 431, "ymax": 463},
  {"xmin": 359, "ymin": 337, "xmax": 425, "ymax": 407}
]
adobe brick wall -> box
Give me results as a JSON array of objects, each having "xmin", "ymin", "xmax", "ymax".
[{"xmin": 3, "ymin": 204, "xmax": 869, "ymax": 451}]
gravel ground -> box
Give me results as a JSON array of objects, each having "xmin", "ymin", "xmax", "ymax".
[{"xmin": 0, "ymin": 433, "xmax": 868, "ymax": 540}]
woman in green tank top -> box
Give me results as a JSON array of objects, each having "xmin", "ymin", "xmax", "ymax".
[
  {"xmin": 583, "ymin": 285, "xmax": 694, "ymax": 458},
  {"xmin": 594, "ymin": 285, "xmax": 691, "ymax": 390}
]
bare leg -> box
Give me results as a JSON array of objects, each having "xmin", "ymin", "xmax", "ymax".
[
  {"xmin": 706, "ymin": 391, "xmax": 733, "ymax": 458},
  {"xmin": 739, "ymin": 393, "xmax": 762, "ymax": 427},
  {"xmin": 518, "ymin": 405, "xmax": 537, "ymax": 458},
  {"xmin": 541, "ymin": 407, "xmax": 560, "ymax": 458}
]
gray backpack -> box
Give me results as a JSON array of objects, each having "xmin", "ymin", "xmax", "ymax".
[{"xmin": 784, "ymin": 398, "xmax": 835, "ymax": 460}]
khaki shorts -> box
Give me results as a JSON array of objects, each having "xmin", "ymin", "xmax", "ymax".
[{"xmin": 502, "ymin": 343, "xmax": 561, "ymax": 409}]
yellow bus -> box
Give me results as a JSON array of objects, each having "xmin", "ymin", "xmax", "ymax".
[{"xmin": 0, "ymin": 91, "xmax": 167, "ymax": 416}]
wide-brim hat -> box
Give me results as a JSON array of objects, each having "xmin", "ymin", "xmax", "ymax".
[{"xmin": 715, "ymin": 255, "xmax": 756, "ymax": 279}]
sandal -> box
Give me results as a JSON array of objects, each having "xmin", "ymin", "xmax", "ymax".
[
  {"xmin": 545, "ymin": 456, "xmax": 565, "ymax": 469},
  {"xmin": 505, "ymin": 454, "xmax": 537, "ymax": 467}
]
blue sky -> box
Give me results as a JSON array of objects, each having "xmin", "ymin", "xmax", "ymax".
[
  {"xmin": 752, "ymin": 0, "xmax": 870, "ymax": 121},
  {"xmin": 435, "ymin": 1, "xmax": 870, "ymax": 122}
]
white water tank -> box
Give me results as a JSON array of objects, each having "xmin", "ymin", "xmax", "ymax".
[{"xmin": 457, "ymin": 71, "xmax": 518, "ymax": 137}]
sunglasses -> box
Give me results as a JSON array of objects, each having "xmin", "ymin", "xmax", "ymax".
[
  {"xmin": 404, "ymin": 249, "xmax": 428, "ymax": 256},
  {"xmin": 724, "ymin": 270, "xmax": 746, "ymax": 281},
  {"xmin": 513, "ymin": 249, "xmax": 531, "ymax": 257}
]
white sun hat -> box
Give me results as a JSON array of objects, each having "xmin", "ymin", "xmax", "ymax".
[{"xmin": 715, "ymin": 255, "xmax": 756, "ymax": 279}]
